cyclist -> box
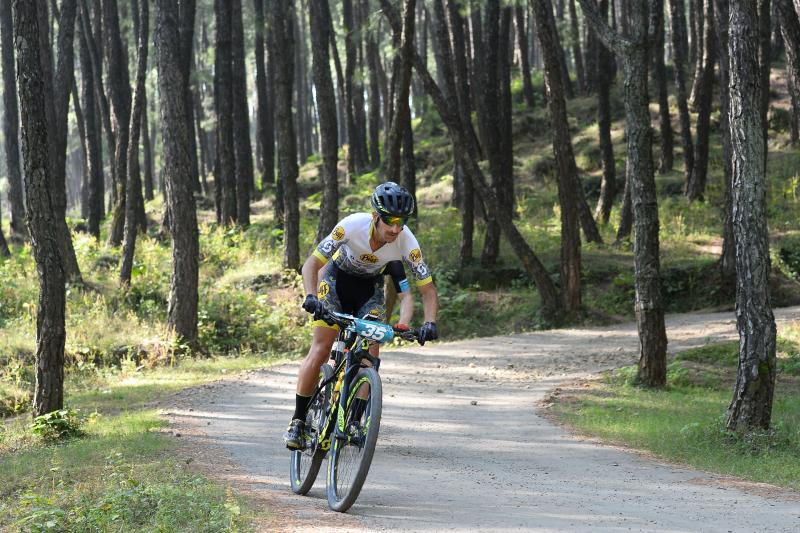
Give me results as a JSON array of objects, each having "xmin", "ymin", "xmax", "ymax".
[{"xmin": 284, "ymin": 182, "xmax": 440, "ymax": 450}]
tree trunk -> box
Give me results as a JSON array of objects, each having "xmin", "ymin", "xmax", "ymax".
[
  {"xmin": 155, "ymin": 0, "xmax": 200, "ymax": 344},
  {"xmin": 516, "ymin": 3, "xmax": 536, "ymax": 107},
  {"xmin": 78, "ymin": 0, "xmax": 115, "ymax": 212},
  {"xmin": 579, "ymin": 0, "xmax": 668, "ymax": 387},
  {"xmin": 254, "ymin": 0, "xmax": 274, "ymax": 189},
  {"xmin": 688, "ymin": 0, "xmax": 706, "ymax": 108},
  {"xmin": 568, "ymin": 0, "xmax": 586, "ymax": 93},
  {"xmin": 366, "ymin": 0, "xmax": 382, "ymax": 168},
  {"xmin": 293, "ymin": 8, "xmax": 308, "ymax": 162},
  {"xmin": 668, "ymin": 0, "xmax": 695, "ymax": 187},
  {"xmin": 13, "ymin": 0, "xmax": 67, "ymax": 415},
  {"xmin": 77, "ymin": 9, "xmax": 103, "ymax": 239},
  {"xmin": 120, "ymin": 0, "xmax": 149, "ymax": 285},
  {"xmin": 141, "ymin": 91, "xmax": 154, "ymax": 201},
  {"xmin": 401, "ymin": 102, "xmax": 416, "ymax": 203},
  {"xmin": 725, "ymin": 0, "xmax": 777, "ymax": 432},
  {"xmin": 215, "ymin": 0, "xmax": 237, "ymax": 225},
  {"xmin": 777, "ymin": 0, "xmax": 800, "ymax": 144},
  {"xmin": 351, "ymin": 2, "xmax": 369, "ymax": 170},
  {"xmin": 270, "ymin": 0, "xmax": 300, "ymax": 269},
  {"xmin": 685, "ymin": 0, "xmax": 715, "ymax": 202},
  {"xmin": 343, "ymin": 0, "xmax": 362, "ymax": 176},
  {"xmin": 310, "ymin": 1, "xmax": 340, "ymax": 244},
  {"xmin": 653, "ymin": 0, "xmax": 675, "ymax": 173},
  {"xmin": 232, "ymin": 0, "xmax": 251, "ymax": 225},
  {"xmin": 0, "ymin": 1, "xmax": 26, "ymax": 240},
  {"xmin": 594, "ymin": 0, "xmax": 616, "ymax": 224},
  {"xmin": 714, "ymin": 0, "xmax": 736, "ymax": 282},
  {"xmin": 758, "ymin": 0, "xmax": 771, "ymax": 158},
  {"xmin": 446, "ymin": 0, "xmax": 478, "ymax": 266},
  {"xmin": 385, "ymin": 0, "xmax": 417, "ymax": 184},
  {"xmin": 40, "ymin": 0, "xmax": 81, "ymax": 282},
  {"xmin": 178, "ymin": 0, "xmax": 200, "ymax": 195},
  {"xmin": 532, "ymin": 0, "xmax": 583, "ymax": 314},
  {"xmin": 105, "ymin": 0, "xmax": 132, "ymax": 247}
]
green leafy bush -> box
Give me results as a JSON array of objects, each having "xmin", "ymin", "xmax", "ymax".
[{"xmin": 30, "ymin": 409, "xmax": 85, "ymax": 442}]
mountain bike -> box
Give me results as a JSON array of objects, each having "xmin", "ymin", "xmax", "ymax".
[{"xmin": 289, "ymin": 310, "xmax": 422, "ymax": 512}]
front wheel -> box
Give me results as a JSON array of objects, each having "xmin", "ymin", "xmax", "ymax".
[
  {"xmin": 290, "ymin": 363, "xmax": 334, "ymax": 495},
  {"xmin": 326, "ymin": 367, "xmax": 382, "ymax": 512}
]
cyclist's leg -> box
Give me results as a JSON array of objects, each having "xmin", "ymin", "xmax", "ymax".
[
  {"xmin": 352, "ymin": 278, "xmax": 386, "ymax": 400},
  {"xmin": 297, "ymin": 325, "xmax": 339, "ymax": 394}
]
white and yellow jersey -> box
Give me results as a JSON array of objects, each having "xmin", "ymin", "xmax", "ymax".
[{"xmin": 313, "ymin": 213, "xmax": 433, "ymax": 286}]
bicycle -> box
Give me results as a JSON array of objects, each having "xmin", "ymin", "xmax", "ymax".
[{"xmin": 289, "ymin": 309, "xmax": 423, "ymax": 512}]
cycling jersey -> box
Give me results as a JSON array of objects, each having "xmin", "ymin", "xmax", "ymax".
[{"xmin": 313, "ymin": 213, "xmax": 433, "ymax": 286}]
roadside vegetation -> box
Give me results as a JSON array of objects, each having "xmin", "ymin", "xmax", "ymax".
[
  {"xmin": 546, "ymin": 326, "xmax": 800, "ymax": 490},
  {"xmin": 3, "ymin": 74, "xmax": 800, "ymax": 528}
]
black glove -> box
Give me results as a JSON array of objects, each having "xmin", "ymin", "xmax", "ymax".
[
  {"xmin": 302, "ymin": 294, "xmax": 326, "ymax": 320},
  {"xmin": 418, "ymin": 322, "xmax": 438, "ymax": 345}
]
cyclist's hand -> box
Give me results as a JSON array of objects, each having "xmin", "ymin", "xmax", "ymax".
[
  {"xmin": 418, "ymin": 322, "xmax": 438, "ymax": 345},
  {"xmin": 302, "ymin": 294, "xmax": 326, "ymax": 320}
]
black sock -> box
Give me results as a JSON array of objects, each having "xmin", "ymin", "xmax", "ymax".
[{"xmin": 293, "ymin": 394, "xmax": 311, "ymax": 422}]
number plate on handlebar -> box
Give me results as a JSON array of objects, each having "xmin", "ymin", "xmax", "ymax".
[{"xmin": 353, "ymin": 319, "xmax": 394, "ymax": 343}]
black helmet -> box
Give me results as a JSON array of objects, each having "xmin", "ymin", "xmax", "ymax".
[{"xmin": 371, "ymin": 182, "xmax": 415, "ymax": 217}]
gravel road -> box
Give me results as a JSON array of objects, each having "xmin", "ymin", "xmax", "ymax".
[{"xmin": 168, "ymin": 307, "xmax": 800, "ymax": 532}]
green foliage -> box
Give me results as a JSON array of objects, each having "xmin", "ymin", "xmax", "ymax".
[
  {"xmin": 3, "ymin": 411, "xmax": 250, "ymax": 532},
  {"xmin": 554, "ymin": 340, "xmax": 800, "ymax": 490},
  {"xmin": 30, "ymin": 409, "xmax": 85, "ymax": 442}
]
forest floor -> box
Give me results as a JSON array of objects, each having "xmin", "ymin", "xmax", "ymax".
[{"xmin": 165, "ymin": 307, "xmax": 800, "ymax": 532}]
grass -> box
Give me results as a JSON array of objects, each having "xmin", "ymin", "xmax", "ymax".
[
  {"xmin": 547, "ymin": 327, "xmax": 800, "ymax": 490},
  {"xmin": 0, "ymin": 354, "xmax": 280, "ymax": 532},
  {"xmin": 1, "ymin": 410, "xmax": 251, "ymax": 532}
]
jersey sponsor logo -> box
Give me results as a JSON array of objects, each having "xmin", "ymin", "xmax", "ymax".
[
  {"xmin": 318, "ymin": 239, "xmax": 336, "ymax": 256},
  {"xmin": 408, "ymin": 248, "xmax": 422, "ymax": 264},
  {"xmin": 412, "ymin": 262, "xmax": 430, "ymax": 280},
  {"xmin": 359, "ymin": 253, "xmax": 379, "ymax": 264},
  {"xmin": 317, "ymin": 281, "xmax": 330, "ymax": 299},
  {"xmin": 332, "ymin": 226, "xmax": 345, "ymax": 241}
]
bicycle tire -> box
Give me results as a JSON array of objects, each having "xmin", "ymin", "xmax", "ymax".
[
  {"xmin": 290, "ymin": 363, "xmax": 334, "ymax": 495},
  {"xmin": 326, "ymin": 367, "xmax": 382, "ymax": 512}
]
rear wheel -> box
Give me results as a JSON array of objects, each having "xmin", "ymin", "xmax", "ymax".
[
  {"xmin": 326, "ymin": 367, "xmax": 382, "ymax": 512},
  {"xmin": 289, "ymin": 363, "xmax": 334, "ymax": 495}
]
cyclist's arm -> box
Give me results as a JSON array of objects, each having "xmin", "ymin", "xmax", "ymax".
[
  {"xmin": 396, "ymin": 290, "xmax": 413, "ymax": 325},
  {"xmin": 301, "ymin": 254, "xmax": 325, "ymax": 296},
  {"xmin": 419, "ymin": 282, "xmax": 439, "ymax": 324}
]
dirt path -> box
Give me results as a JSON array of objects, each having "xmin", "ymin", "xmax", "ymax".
[{"xmin": 167, "ymin": 308, "xmax": 800, "ymax": 532}]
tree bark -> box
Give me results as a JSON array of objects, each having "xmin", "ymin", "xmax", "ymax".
[
  {"xmin": 532, "ymin": 0, "xmax": 583, "ymax": 314},
  {"xmin": 141, "ymin": 90, "xmax": 154, "ymax": 201},
  {"xmin": 516, "ymin": 4, "xmax": 537, "ymax": 107},
  {"xmin": 76, "ymin": 8, "xmax": 103, "ymax": 239},
  {"xmin": 725, "ymin": 0, "xmax": 777, "ymax": 432},
  {"xmin": 343, "ymin": 0, "xmax": 362, "ymax": 176},
  {"xmin": 594, "ymin": 0, "xmax": 616, "ymax": 224},
  {"xmin": 653, "ymin": 0, "xmax": 674, "ymax": 173},
  {"xmin": 668, "ymin": 0, "xmax": 695, "ymax": 187},
  {"xmin": 366, "ymin": 0, "xmax": 383, "ymax": 168},
  {"xmin": 714, "ymin": 0, "xmax": 736, "ymax": 282},
  {"xmin": 254, "ymin": 0, "xmax": 274, "ymax": 189},
  {"xmin": 215, "ymin": 0, "xmax": 237, "ymax": 225},
  {"xmin": 120, "ymin": 0, "xmax": 149, "ymax": 285},
  {"xmin": 232, "ymin": 0, "xmax": 251, "ymax": 225},
  {"xmin": 1, "ymin": 3, "xmax": 25, "ymax": 240},
  {"xmin": 13, "ymin": 0, "xmax": 67, "ymax": 415},
  {"xmin": 568, "ymin": 0, "xmax": 586, "ymax": 93},
  {"xmin": 178, "ymin": 0, "xmax": 200, "ymax": 195},
  {"xmin": 310, "ymin": 1, "xmax": 340, "ymax": 244},
  {"xmin": 385, "ymin": 0, "xmax": 417, "ymax": 184},
  {"xmin": 579, "ymin": 0, "xmax": 668, "ymax": 387},
  {"xmin": 685, "ymin": 0, "xmax": 715, "ymax": 202},
  {"xmin": 155, "ymin": 0, "xmax": 199, "ymax": 344},
  {"xmin": 270, "ymin": 0, "xmax": 300, "ymax": 269},
  {"xmin": 105, "ymin": 0, "xmax": 132, "ymax": 247},
  {"xmin": 777, "ymin": 0, "xmax": 800, "ymax": 144},
  {"xmin": 688, "ymin": 0, "xmax": 706, "ymax": 109}
]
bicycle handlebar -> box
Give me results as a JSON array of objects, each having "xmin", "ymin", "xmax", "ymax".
[{"xmin": 315, "ymin": 308, "xmax": 426, "ymax": 345}]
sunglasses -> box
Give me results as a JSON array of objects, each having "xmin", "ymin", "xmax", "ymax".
[{"xmin": 379, "ymin": 214, "xmax": 409, "ymax": 227}]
